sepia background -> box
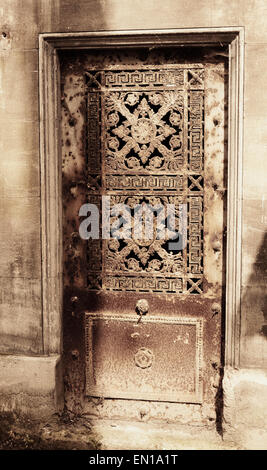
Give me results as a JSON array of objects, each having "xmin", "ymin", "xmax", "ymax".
[{"xmin": 0, "ymin": 0, "xmax": 266, "ymax": 449}]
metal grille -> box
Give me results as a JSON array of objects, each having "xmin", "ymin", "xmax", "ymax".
[{"xmin": 86, "ymin": 65, "xmax": 204, "ymax": 293}]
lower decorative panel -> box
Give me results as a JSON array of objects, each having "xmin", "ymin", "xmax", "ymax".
[{"xmin": 85, "ymin": 313, "xmax": 203, "ymax": 404}]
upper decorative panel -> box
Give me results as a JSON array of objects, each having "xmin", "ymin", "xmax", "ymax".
[{"xmin": 85, "ymin": 65, "xmax": 204, "ymax": 294}]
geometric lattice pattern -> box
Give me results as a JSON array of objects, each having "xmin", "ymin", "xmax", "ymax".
[{"xmin": 86, "ymin": 65, "xmax": 204, "ymax": 293}]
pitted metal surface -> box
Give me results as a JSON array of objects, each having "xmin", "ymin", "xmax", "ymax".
[{"xmin": 60, "ymin": 46, "xmax": 228, "ymax": 421}]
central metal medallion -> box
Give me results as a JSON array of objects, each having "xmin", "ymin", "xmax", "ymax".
[
  {"xmin": 131, "ymin": 117, "xmax": 157, "ymax": 145},
  {"xmin": 134, "ymin": 347, "xmax": 154, "ymax": 369}
]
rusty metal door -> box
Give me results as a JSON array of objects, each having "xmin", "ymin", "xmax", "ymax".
[{"xmin": 61, "ymin": 48, "xmax": 227, "ymax": 417}]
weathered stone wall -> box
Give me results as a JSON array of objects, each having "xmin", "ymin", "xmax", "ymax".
[{"xmin": 0, "ymin": 0, "xmax": 266, "ymax": 447}]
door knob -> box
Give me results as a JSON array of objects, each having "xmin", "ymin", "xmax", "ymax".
[{"xmin": 136, "ymin": 299, "xmax": 149, "ymax": 322}]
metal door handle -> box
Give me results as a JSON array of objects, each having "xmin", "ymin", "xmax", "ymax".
[{"xmin": 136, "ymin": 299, "xmax": 149, "ymax": 323}]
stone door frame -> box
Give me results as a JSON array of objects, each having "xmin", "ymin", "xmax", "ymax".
[{"xmin": 39, "ymin": 28, "xmax": 244, "ymax": 374}]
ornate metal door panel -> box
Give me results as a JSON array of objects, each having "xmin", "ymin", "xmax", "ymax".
[
  {"xmin": 61, "ymin": 49, "xmax": 227, "ymax": 416},
  {"xmin": 86, "ymin": 65, "xmax": 204, "ymax": 295},
  {"xmin": 86, "ymin": 314, "xmax": 203, "ymax": 403}
]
